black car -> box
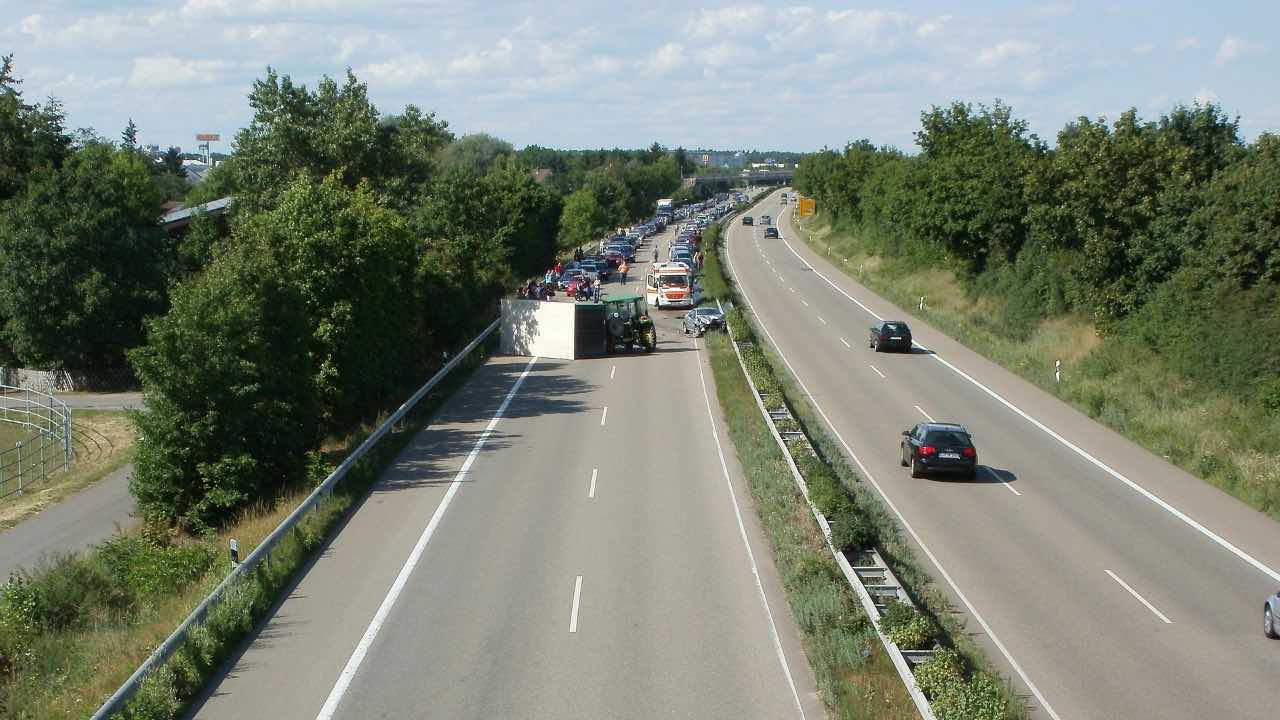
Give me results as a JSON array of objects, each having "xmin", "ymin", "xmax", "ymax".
[
  {"xmin": 742, "ymin": 216, "xmax": 754, "ymax": 226},
  {"xmin": 901, "ymin": 423, "xmax": 977, "ymax": 479},
  {"xmin": 764, "ymin": 227, "xmax": 779, "ymax": 239},
  {"xmin": 868, "ymin": 320, "xmax": 912, "ymax": 352}
]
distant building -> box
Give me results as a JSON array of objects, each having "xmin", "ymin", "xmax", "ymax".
[{"xmin": 530, "ymin": 168, "xmax": 553, "ymax": 184}]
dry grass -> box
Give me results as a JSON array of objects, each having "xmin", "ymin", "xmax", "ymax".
[{"xmin": 0, "ymin": 410, "xmax": 137, "ymax": 530}]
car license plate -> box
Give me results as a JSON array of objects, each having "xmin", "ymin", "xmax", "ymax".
[
  {"xmin": 939, "ymin": 452, "xmax": 960, "ymax": 459},
  {"xmin": 890, "ymin": 336, "xmax": 902, "ymax": 340}
]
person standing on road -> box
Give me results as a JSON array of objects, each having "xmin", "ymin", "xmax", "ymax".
[
  {"xmin": 653, "ymin": 245, "xmax": 659, "ymax": 262},
  {"xmin": 619, "ymin": 260, "xmax": 629, "ymax": 285}
]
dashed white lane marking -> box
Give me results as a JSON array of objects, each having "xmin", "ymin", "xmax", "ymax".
[
  {"xmin": 691, "ymin": 335, "xmax": 807, "ymax": 718},
  {"xmin": 800, "ymin": 299, "xmax": 808, "ymax": 307},
  {"xmin": 914, "ymin": 404, "xmax": 935, "ymax": 422},
  {"xmin": 589, "ymin": 468, "xmax": 597, "ymax": 499},
  {"xmin": 839, "ymin": 338, "xmax": 851, "ymax": 349},
  {"xmin": 600, "ymin": 406, "xmax": 608, "ymax": 426},
  {"xmin": 868, "ymin": 364, "xmax": 886, "ymax": 379},
  {"xmin": 981, "ymin": 466, "xmax": 1022, "ymax": 496},
  {"xmin": 1105, "ymin": 570, "xmax": 1173, "ymax": 624},
  {"xmin": 316, "ymin": 356, "xmax": 540, "ymax": 720},
  {"xmin": 817, "ymin": 316, "xmax": 827, "ymax": 325},
  {"xmin": 789, "ymin": 287, "xmax": 796, "ymax": 293},
  {"xmin": 610, "ymin": 365, "xmax": 616, "ymax": 380},
  {"xmin": 569, "ymin": 575, "xmax": 584, "ymax": 632}
]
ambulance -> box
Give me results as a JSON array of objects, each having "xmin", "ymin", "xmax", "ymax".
[{"xmin": 645, "ymin": 262, "xmax": 695, "ymax": 309}]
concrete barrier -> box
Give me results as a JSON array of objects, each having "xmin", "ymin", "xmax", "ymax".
[{"xmin": 500, "ymin": 299, "xmax": 576, "ymax": 360}]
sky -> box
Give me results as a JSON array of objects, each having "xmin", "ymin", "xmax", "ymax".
[{"xmin": 1, "ymin": 1, "xmax": 1277, "ymax": 154}]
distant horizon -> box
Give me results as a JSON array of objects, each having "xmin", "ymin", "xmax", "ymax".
[{"xmin": 4, "ymin": 1, "xmax": 1275, "ymax": 153}]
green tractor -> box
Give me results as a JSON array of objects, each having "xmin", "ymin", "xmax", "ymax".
[{"xmin": 604, "ymin": 295, "xmax": 657, "ymax": 353}]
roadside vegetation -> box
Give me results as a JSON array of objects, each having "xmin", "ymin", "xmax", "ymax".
[
  {"xmin": 792, "ymin": 101, "xmax": 1280, "ymax": 520},
  {"xmin": 702, "ymin": 218, "xmax": 1020, "ymax": 719},
  {"xmin": 0, "ymin": 410, "xmax": 136, "ymax": 530}
]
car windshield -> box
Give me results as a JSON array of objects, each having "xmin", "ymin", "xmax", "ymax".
[
  {"xmin": 925, "ymin": 430, "xmax": 971, "ymax": 446},
  {"xmin": 659, "ymin": 275, "xmax": 688, "ymax": 287},
  {"xmin": 695, "ymin": 308, "xmax": 720, "ymax": 317},
  {"xmin": 884, "ymin": 322, "xmax": 909, "ymax": 333}
]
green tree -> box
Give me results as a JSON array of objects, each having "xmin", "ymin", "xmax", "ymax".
[
  {"xmin": 437, "ymin": 133, "xmax": 515, "ymax": 175},
  {"xmin": 121, "ymin": 118, "xmax": 138, "ymax": 149},
  {"xmin": 558, "ymin": 188, "xmax": 608, "ymax": 250},
  {"xmin": 0, "ymin": 54, "xmax": 72, "ymax": 201},
  {"xmin": 0, "ymin": 143, "xmax": 169, "ymax": 368},
  {"xmin": 129, "ymin": 241, "xmax": 317, "ymax": 528},
  {"xmin": 161, "ymin": 146, "xmax": 186, "ymax": 177}
]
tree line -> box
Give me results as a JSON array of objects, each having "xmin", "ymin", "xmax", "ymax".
[{"xmin": 794, "ymin": 100, "xmax": 1280, "ymax": 409}]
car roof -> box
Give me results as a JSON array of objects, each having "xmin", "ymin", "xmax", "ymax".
[{"xmin": 923, "ymin": 422, "xmax": 969, "ymax": 433}]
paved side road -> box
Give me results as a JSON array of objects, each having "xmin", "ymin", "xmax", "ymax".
[
  {"xmin": 0, "ymin": 463, "xmax": 134, "ymax": 579},
  {"xmin": 188, "ymin": 227, "xmax": 822, "ymax": 719}
]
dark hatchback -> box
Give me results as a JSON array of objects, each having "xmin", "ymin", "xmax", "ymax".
[
  {"xmin": 901, "ymin": 423, "xmax": 977, "ymax": 479},
  {"xmin": 868, "ymin": 320, "xmax": 912, "ymax": 352},
  {"xmin": 742, "ymin": 216, "xmax": 754, "ymax": 225},
  {"xmin": 764, "ymin": 227, "xmax": 779, "ymax": 239}
]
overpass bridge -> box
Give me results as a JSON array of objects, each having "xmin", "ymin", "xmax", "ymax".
[{"xmin": 687, "ymin": 169, "xmax": 794, "ymax": 186}]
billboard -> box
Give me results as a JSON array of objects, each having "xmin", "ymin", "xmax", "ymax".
[
  {"xmin": 798, "ymin": 198, "xmax": 816, "ymax": 217},
  {"xmin": 195, "ymin": 133, "xmax": 221, "ymax": 142}
]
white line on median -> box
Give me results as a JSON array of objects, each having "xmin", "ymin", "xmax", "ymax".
[
  {"xmin": 1105, "ymin": 570, "xmax": 1173, "ymax": 624},
  {"xmin": 724, "ymin": 243, "xmax": 1063, "ymax": 720},
  {"xmin": 776, "ymin": 230, "xmax": 1280, "ymax": 586},
  {"xmin": 569, "ymin": 575, "xmax": 584, "ymax": 632},
  {"xmin": 601, "ymin": 406, "xmax": 608, "ymax": 426},
  {"xmin": 316, "ymin": 356, "xmax": 539, "ymax": 720},
  {"xmin": 868, "ymin": 364, "xmax": 886, "ymax": 379},
  {"xmin": 589, "ymin": 468, "xmax": 597, "ymax": 499},
  {"xmin": 691, "ymin": 335, "xmax": 807, "ymax": 719},
  {"xmin": 840, "ymin": 338, "xmax": 851, "ymax": 349},
  {"xmin": 913, "ymin": 404, "xmax": 935, "ymax": 422}
]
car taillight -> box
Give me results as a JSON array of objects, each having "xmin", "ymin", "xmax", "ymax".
[
  {"xmin": 919, "ymin": 445, "xmax": 937, "ymax": 456},
  {"xmin": 962, "ymin": 447, "xmax": 975, "ymax": 458}
]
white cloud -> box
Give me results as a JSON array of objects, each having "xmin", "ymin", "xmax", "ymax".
[
  {"xmin": 590, "ymin": 56, "xmax": 622, "ymax": 75},
  {"xmin": 1176, "ymin": 36, "xmax": 1199, "ymax": 50},
  {"xmin": 1132, "ymin": 42, "xmax": 1155, "ymax": 55},
  {"xmin": 697, "ymin": 41, "xmax": 748, "ymax": 68},
  {"xmin": 18, "ymin": 14, "xmax": 42, "ymax": 35},
  {"xmin": 129, "ymin": 56, "xmax": 230, "ymax": 88},
  {"xmin": 1215, "ymin": 35, "xmax": 1243, "ymax": 65},
  {"xmin": 642, "ymin": 43, "xmax": 683, "ymax": 75},
  {"xmin": 686, "ymin": 5, "xmax": 766, "ymax": 39},
  {"xmin": 447, "ymin": 38, "xmax": 513, "ymax": 75},
  {"xmin": 825, "ymin": 9, "xmax": 914, "ymax": 48},
  {"xmin": 975, "ymin": 40, "xmax": 1038, "ymax": 67},
  {"xmin": 916, "ymin": 17, "xmax": 948, "ymax": 39},
  {"xmin": 1194, "ymin": 86, "xmax": 1218, "ymax": 104}
]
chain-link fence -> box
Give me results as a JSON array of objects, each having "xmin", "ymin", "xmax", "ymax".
[{"xmin": 0, "ymin": 384, "xmax": 73, "ymax": 500}]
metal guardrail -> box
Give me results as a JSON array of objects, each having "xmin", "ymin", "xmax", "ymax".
[
  {"xmin": 90, "ymin": 318, "xmax": 500, "ymax": 719},
  {"xmin": 0, "ymin": 384, "xmax": 73, "ymax": 500}
]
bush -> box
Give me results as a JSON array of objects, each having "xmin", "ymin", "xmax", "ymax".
[
  {"xmin": 914, "ymin": 646, "xmax": 965, "ymax": 699},
  {"xmin": 806, "ymin": 471, "xmax": 854, "ymax": 518},
  {"xmin": 0, "ymin": 577, "xmax": 39, "ymax": 674},
  {"xmin": 879, "ymin": 600, "xmax": 936, "ymax": 650},
  {"xmin": 725, "ymin": 306, "xmax": 750, "ymax": 340},
  {"xmin": 828, "ymin": 508, "xmax": 873, "ymax": 552},
  {"xmin": 932, "ymin": 672, "xmax": 1011, "ymax": 720},
  {"xmin": 97, "ymin": 533, "xmax": 217, "ymax": 599}
]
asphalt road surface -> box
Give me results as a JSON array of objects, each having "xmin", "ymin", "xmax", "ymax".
[
  {"xmin": 188, "ymin": 223, "xmax": 822, "ymax": 720},
  {"xmin": 727, "ymin": 188, "xmax": 1280, "ymax": 719}
]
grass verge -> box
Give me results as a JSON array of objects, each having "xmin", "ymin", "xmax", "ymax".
[
  {"xmin": 0, "ymin": 337, "xmax": 494, "ymax": 720},
  {"xmin": 791, "ymin": 211, "xmax": 1280, "ymax": 521},
  {"xmin": 0, "ymin": 410, "xmax": 137, "ymax": 531},
  {"xmin": 704, "ymin": 211, "xmax": 1022, "ymax": 719}
]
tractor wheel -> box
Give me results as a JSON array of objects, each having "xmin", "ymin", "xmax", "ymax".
[{"xmin": 645, "ymin": 329, "xmax": 657, "ymax": 352}]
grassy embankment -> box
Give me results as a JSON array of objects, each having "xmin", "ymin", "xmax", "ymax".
[
  {"xmin": 701, "ymin": 213, "xmax": 1020, "ymax": 720},
  {"xmin": 791, "ymin": 210, "xmax": 1280, "ymax": 520},
  {"xmin": 0, "ymin": 342, "xmax": 493, "ymax": 720},
  {"xmin": 1, "ymin": 410, "xmax": 136, "ymax": 530}
]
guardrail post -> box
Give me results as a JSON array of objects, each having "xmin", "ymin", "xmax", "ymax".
[{"xmin": 15, "ymin": 441, "xmax": 22, "ymax": 495}]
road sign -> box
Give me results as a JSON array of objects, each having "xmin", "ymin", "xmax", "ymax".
[
  {"xmin": 195, "ymin": 133, "xmax": 220, "ymax": 142},
  {"xmin": 799, "ymin": 197, "xmax": 816, "ymax": 217}
]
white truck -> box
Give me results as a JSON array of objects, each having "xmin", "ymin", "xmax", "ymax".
[{"xmin": 656, "ymin": 198, "xmax": 674, "ymax": 216}]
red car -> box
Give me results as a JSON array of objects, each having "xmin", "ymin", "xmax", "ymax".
[{"xmin": 604, "ymin": 250, "xmax": 624, "ymax": 267}]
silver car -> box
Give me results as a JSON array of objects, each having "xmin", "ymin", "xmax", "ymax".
[{"xmin": 1265, "ymin": 592, "xmax": 1280, "ymax": 638}]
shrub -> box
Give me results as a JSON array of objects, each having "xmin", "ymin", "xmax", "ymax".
[
  {"xmin": 932, "ymin": 672, "xmax": 1010, "ymax": 720},
  {"xmin": 879, "ymin": 600, "xmax": 935, "ymax": 650},
  {"xmin": 26, "ymin": 553, "xmax": 129, "ymax": 630},
  {"xmin": 0, "ymin": 577, "xmax": 39, "ymax": 674},
  {"xmin": 828, "ymin": 508, "xmax": 873, "ymax": 552},
  {"xmin": 725, "ymin": 306, "xmax": 750, "ymax": 340},
  {"xmin": 914, "ymin": 646, "xmax": 965, "ymax": 699},
  {"xmin": 97, "ymin": 534, "xmax": 217, "ymax": 599}
]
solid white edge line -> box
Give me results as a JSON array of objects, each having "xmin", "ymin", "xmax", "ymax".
[
  {"xmin": 840, "ymin": 337, "xmax": 851, "ymax": 349},
  {"xmin": 725, "ymin": 219, "xmax": 1063, "ymax": 720},
  {"xmin": 1105, "ymin": 570, "xmax": 1173, "ymax": 624},
  {"xmin": 691, "ymin": 334, "xmax": 806, "ymax": 719},
  {"xmin": 600, "ymin": 406, "xmax": 608, "ymax": 426},
  {"xmin": 913, "ymin": 404, "xmax": 935, "ymax": 423},
  {"xmin": 589, "ymin": 468, "xmax": 597, "ymax": 499},
  {"xmin": 569, "ymin": 575, "xmax": 583, "ymax": 633},
  {"xmin": 316, "ymin": 355, "xmax": 540, "ymax": 720},
  {"xmin": 868, "ymin": 364, "xmax": 886, "ymax": 379},
  {"xmin": 776, "ymin": 208, "xmax": 1280, "ymax": 586}
]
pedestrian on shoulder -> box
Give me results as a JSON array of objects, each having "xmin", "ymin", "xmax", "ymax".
[{"xmin": 619, "ymin": 260, "xmax": 629, "ymax": 285}]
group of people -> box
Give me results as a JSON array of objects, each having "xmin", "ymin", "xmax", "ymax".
[{"xmin": 518, "ymin": 279, "xmax": 554, "ymax": 300}]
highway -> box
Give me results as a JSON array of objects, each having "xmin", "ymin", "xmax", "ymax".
[
  {"xmin": 187, "ymin": 225, "xmax": 823, "ymax": 719},
  {"xmin": 726, "ymin": 188, "xmax": 1280, "ymax": 719}
]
